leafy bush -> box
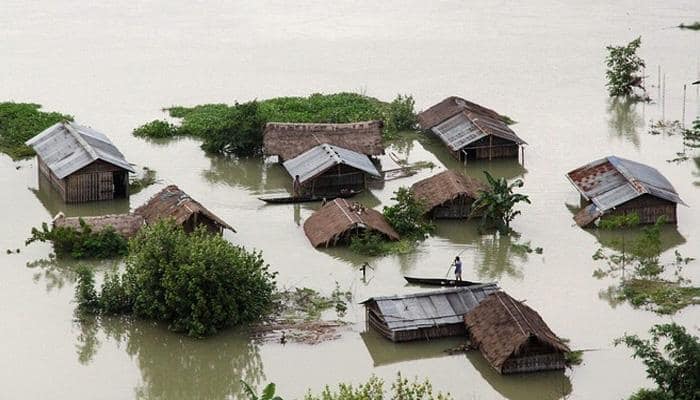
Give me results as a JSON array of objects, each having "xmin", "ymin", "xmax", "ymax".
[
  {"xmin": 304, "ymin": 374, "xmax": 453, "ymax": 400},
  {"xmin": 0, "ymin": 102, "xmax": 73, "ymax": 159},
  {"xmin": 349, "ymin": 231, "xmax": 389, "ymax": 256},
  {"xmin": 383, "ymin": 187, "xmax": 435, "ymax": 239},
  {"xmin": 384, "ymin": 94, "xmax": 417, "ymax": 132},
  {"xmin": 605, "ymin": 37, "xmax": 646, "ymax": 97},
  {"xmin": 242, "ymin": 382, "xmax": 283, "ymax": 400},
  {"xmin": 75, "ymin": 266, "xmax": 99, "ymax": 314},
  {"xmin": 132, "ymin": 93, "xmax": 417, "ymax": 156},
  {"xmin": 26, "ymin": 219, "xmax": 128, "ymax": 259},
  {"xmin": 132, "ymin": 120, "xmax": 177, "ymax": 138},
  {"xmin": 74, "ymin": 220, "xmax": 277, "ymax": 337},
  {"xmin": 470, "ymin": 171, "xmax": 530, "ymax": 234},
  {"xmin": 615, "ymin": 323, "xmax": 700, "ymax": 400}
]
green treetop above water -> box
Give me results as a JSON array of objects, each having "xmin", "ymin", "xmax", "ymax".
[{"xmin": 0, "ymin": 102, "xmax": 73, "ymax": 160}]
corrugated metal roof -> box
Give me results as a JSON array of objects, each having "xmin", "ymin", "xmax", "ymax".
[
  {"xmin": 566, "ymin": 156, "xmax": 686, "ymax": 222},
  {"xmin": 360, "ymin": 284, "xmax": 499, "ymax": 332},
  {"xmin": 283, "ymin": 143, "xmax": 380, "ymax": 184},
  {"xmin": 25, "ymin": 121, "xmax": 135, "ymax": 179},
  {"xmin": 430, "ymin": 110, "xmax": 526, "ymax": 152}
]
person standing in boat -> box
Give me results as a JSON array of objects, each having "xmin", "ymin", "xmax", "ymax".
[
  {"xmin": 453, "ymin": 256, "xmax": 463, "ymax": 281},
  {"xmin": 292, "ymin": 175, "xmax": 302, "ymax": 198}
]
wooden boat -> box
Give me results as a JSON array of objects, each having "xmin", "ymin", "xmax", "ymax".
[
  {"xmin": 259, "ymin": 190, "xmax": 362, "ymax": 204},
  {"xmin": 403, "ymin": 276, "xmax": 483, "ymax": 287}
]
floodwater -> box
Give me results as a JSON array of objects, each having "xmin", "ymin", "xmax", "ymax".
[{"xmin": 1, "ymin": 1, "xmax": 699, "ymax": 399}]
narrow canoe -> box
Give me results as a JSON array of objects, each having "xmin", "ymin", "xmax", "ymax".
[
  {"xmin": 403, "ymin": 276, "xmax": 483, "ymax": 287},
  {"xmin": 259, "ymin": 189, "xmax": 362, "ymax": 204}
]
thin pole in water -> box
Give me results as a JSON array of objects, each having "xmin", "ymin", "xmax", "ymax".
[{"xmin": 682, "ymin": 84, "xmax": 687, "ymax": 128}]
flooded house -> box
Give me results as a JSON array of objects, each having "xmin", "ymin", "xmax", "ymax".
[
  {"xmin": 25, "ymin": 121, "xmax": 135, "ymax": 203},
  {"xmin": 464, "ymin": 292, "xmax": 570, "ymax": 374},
  {"xmin": 303, "ymin": 198, "xmax": 399, "ymax": 247},
  {"xmin": 360, "ymin": 284, "xmax": 499, "ymax": 342},
  {"xmin": 411, "ymin": 170, "xmax": 487, "ymax": 219},
  {"xmin": 566, "ymin": 155, "xmax": 686, "ymax": 227},
  {"xmin": 134, "ymin": 185, "xmax": 235, "ymax": 234},
  {"xmin": 283, "ymin": 143, "xmax": 381, "ymax": 196},
  {"xmin": 52, "ymin": 213, "xmax": 145, "ymax": 239},
  {"xmin": 262, "ymin": 120, "xmax": 384, "ymax": 162},
  {"xmin": 417, "ymin": 97, "xmax": 526, "ymax": 162}
]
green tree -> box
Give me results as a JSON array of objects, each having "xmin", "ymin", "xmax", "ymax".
[
  {"xmin": 74, "ymin": 220, "xmax": 277, "ymax": 337},
  {"xmin": 242, "ymin": 381, "xmax": 284, "ymax": 400},
  {"xmin": 615, "ymin": 323, "xmax": 700, "ymax": 400},
  {"xmin": 26, "ymin": 219, "xmax": 128, "ymax": 259},
  {"xmin": 304, "ymin": 374, "xmax": 453, "ymax": 400},
  {"xmin": 384, "ymin": 94, "xmax": 417, "ymax": 132},
  {"xmin": 470, "ymin": 171, "xmax": 530, "ymax": 234},
  {"xmin": 605, "ymin": 37, "xmax": 646, "ymax": 97},
  {"xmin": 383, "ymin": 187, "xmax": 435, "ymax": 239}
]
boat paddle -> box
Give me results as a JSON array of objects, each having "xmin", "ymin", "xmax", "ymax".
[{"xmin": 445, "ymin": 247, "xmax": 469, "ymax": 278}]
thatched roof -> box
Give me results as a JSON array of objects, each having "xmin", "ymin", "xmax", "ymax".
[
  {"xmin": 417, "ymin": 96, "xmax": 504, "ymax": 131},
  {"xmin": 134, "ymin": 185, "xmax": 235, "ymax": 232},
  {"xmin": 53, "ymin": 213, "xmax": 144, "ymax": 238},
  {"xmin": 303, "ymin": 199, "xmax": 399, "ymax": 247},
  {"xmin": 464, "ymin": 292, "xmax": 570, "ymax": 372},
  {"xmin": 263, "ymin": 120, "xmax": 384, "ymax": 161},
  {"xmin": 411, "ymin": 170, "xmax": 487, "ymax": 211}
]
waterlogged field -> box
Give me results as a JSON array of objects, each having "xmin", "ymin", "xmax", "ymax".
[{"xmin": 1, "ymin": 1, "xmax": 699, "ymax": 399}]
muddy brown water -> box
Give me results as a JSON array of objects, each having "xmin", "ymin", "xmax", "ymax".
[{"xmin": 1, "ymin": 1, "xmax": 699, "ymax": 399}]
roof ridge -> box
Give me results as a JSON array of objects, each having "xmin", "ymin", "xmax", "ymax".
[
  {"xmin": 63, "ymin": 122, "xmax": 99, "ymax": 161},
  {"xmin": 495, "ymin": 293, "xmax": 527, "ymax": 337}
]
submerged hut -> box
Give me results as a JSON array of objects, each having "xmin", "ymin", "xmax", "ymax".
[
  {"xmin": 303, "ymin": 198, "xmax": 399, "ymax": 247},
  {"xmin": 360, "ymin": 284, "xmax": 499, "ymax": 342},
  {"xmin": 417, "ymin": 97, "xmax": 526, "ymax": 162},
  {"xmin": 134, "ymin": 185, "xmax": 235, "ymax": 234},
  {"xmin": 566, "ymin": 156, "xmax": 686, "ymax": 227},
  {"xmin": 25, "ymin": 121, "xmax": 135, "ymax": 203},
  {"xmin": 262, "ymin": 120, "xmax": 384, "ymax": 162},
  {"xmin": 411, "ymin": 170, "xmax": 487, "ymax": 219},
  {"xmin": 53, "ymin": 213, "xmax": 144, "ymax": 239},
  {"xmin": 464, "ymin": 292, "xmax": 570, "ymax": 374},
  {"xmin": 283, "ymin": 143, "xmax": 381, "ymax": 196}
]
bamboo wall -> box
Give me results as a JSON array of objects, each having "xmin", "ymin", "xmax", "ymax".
[
  {"xmin": 62, "ymin": 160, "xmax": 129, "ymax": 203},
  {"xmin": 604, "ymin": 194, "xmax": 678, "ymax": 225},
  {"xmin": 461, "ymin": 136, "xmax": 520, "ymax": 161},
  {"xmin": 307, "ymin": 165, "xmax": 366, "ymax": 196},
  {"xmin": 501, "ymin": 353, "xmax": 566, "ymax": 374},
  {"xmin": 430, "ymin": 195, "xmax": 475, "ymax": 219}
]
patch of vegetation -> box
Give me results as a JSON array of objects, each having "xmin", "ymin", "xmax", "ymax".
[
  {"xmin": 303, "ymin": 373, "xmax": 453, "ymax": 400},
  {"xmin": 349, "ymin": 231, "xmax": 418, "ymax": 256},
  {"xmin": 383, "ymin": 187, "xmax": 435, "ymax": 239},
  {"xmin": 74, "ymin": 220, "xmax": 277, "ymax": 337},
  {"xmin": 470, "ymin": 171, "xmax": 530, "ymax": 235},
  {"xmin": 133, "ymin": 93, "xmax": 417, "ymax": 156},
  {"xmin": 0, "ymin": 102, "xmax": 73, "ymax": 159},
  {"xmin": 510, "ymin": 241, "xmax": 543, "ymax": 255},
  {"xmin": 592, "ymin": 215, "xmax": 699, "ymax": 314},
  {"xmin": 26, "ymin": 219, "xmax": 128, "ymax": 259},
  {"xmin": 273, "ymin": 283, "xmax": 351, "ymax": 321},
  {"xmin": 242, "ymin": 382, "xmax": 283, "ymax": 400},
  {"xmin": 500, "ymin": 114, "xmax": 517, "ymax": 125},
  {"xmin": 128, "ymin": 166, "xmax": 157, "ymax": 195},
  {"xmin": 605, "ymin": 37, "xmax": 647, "ymax": 98},
  {"xmin": 132, "ymin": 120, "xmax": 177, "ymax": 138},
  {"xmin": 649, "ymin": 118, "xmax": 700, "ymax": 163},
  {"xmin": 615, "ymin": 323, "xmax": 700, "ymax": 400},
  {"xmin": 564, "ymin": 350, "xmax": 584, "ymax": 366},
  {"xmin": 678, "ymin": 21, "xmax": 700, "ymax": 30}
]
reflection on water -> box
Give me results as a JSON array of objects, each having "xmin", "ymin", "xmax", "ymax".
[
  {"xmin": 203, "ymin": 153, "xmax": 288, "ymax": 194},
  {"xmin": 474, "ymin": 232, "xmax": 528, "ymax": 281},
  {"xmin": 30, "ymin": 173, "xmax": 130, "ymax": 218},
  {"xmin": 607, "ymin": 97, "xmax": 644, "ymax": 147},
  {"xmin": 76, "ymin": 317, "xmax": 264, "ymax": 400},
  {"xmin": 694, "ymin": 157, "xmax": 700, "ymax": 187},
  {"xmin": 360, "ymin": 329, "xmax": 463, "ymax": 367},
  {"xmin": 26, "ymin": 257, "xmax": 121, "ymax": 293},
  {"xmin": 465, "ymin": 352, "xmax": 572, "ymax": 400}
]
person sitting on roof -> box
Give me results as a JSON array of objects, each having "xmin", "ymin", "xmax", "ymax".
[
  {"xmin": 453, "ymin": 256, "xmax": 463, "ymax": 281},
  {"xmin": 292, "ymin": 175, "xmax": 302, "ymax": 198}
]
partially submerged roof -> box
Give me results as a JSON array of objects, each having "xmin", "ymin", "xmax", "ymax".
[
  {"xmin": 25, "ymin": 121, "xmax": 135, "ymax": 179},
  {"xmin": 417, "ymin": 97, "xmax": 526, "ymax": 151},
  {"xmin": 134, "ymin": 185, "xmax": 235, "ymax": 232},
  {"xmin": 411, "ymin": 170, "xmax": 487, "ymax": 211},
  {"xmin": 53, "ymin": 213, "xmax": 144, "ymax": 238},
  {"xmin": 283, "ymin": 143, "xmax": 380, "ymax": 184},
  {"xmin": 566, "ymin": 156, "xmax": 686, "ymax": 226},
  {"xmin": 464, "ymin": 292, "xmax": 570, "ymax": 372},
  {"xmin": 360, "ymin": 284, "xmax": 500, "ymax": 333},
  {"xmin": 303, "ymin": 198, "xmax": 399, "ymax": 247},
  {"xmin": 263, "ymin": 120, "xmax": 384, "ymax": 161}
]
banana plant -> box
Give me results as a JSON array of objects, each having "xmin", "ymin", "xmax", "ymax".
[
  {"xmin": 470, "ymin": 171, "xmax": 530, "ymax": 234},
  {"xmin": 241, "ymin": 381, "xmax": 284, "ymax": 400}
]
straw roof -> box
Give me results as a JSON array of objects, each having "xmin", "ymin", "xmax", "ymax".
[
  {"xmin": 303, "ymin": 199, "xmax": 399, "ymax": 247},
  {"xmin": 263, "ymin": 120, "xmax": 384, "ymax": 161},
  {"xmin": 134, "ymin": 185, "xmax": 235, "ymax": 232},
  {"xmin": 417, "ymin": 96, "xmax": 504, "ymax": 131},
  {"xmin": 53, "ymin": 213, "xmax": 144, "ymax": 238},
  {"xmin": 411, "ymin": 170, "xmax": 487, "ymax": 211},
  {"xmin": 464, "ymin": 292, "xmax": 570, "ymax": 372}
]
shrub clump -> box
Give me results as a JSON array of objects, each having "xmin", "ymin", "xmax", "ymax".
[
  {"xmin": 74, "ymin": 219, "xmax": 276, "ymax": 337},
  {"xmin": 605, "ymin": 37, "xmax": 646, "ymax": 98},
  {"xmin": 470, "ymin": 171, "xmax": 530, "ymax": 234},
  {"xmin": 132, "ymin": 93, "xmax": 417, "ymax": 156},
  {"xmin": 0, "ymin": 102, "xmax": 73, "ymax": 159},
  {"xmin": 26, "ymin": 219, "xmax": 128, "ymax": 259},
  {"xmin": 304, "ymin": 373, "xmax": 453, "ymax": 400},
  {"xmin": 383, "ymin": 187, "xmax": 435, "ymax": 239}
]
